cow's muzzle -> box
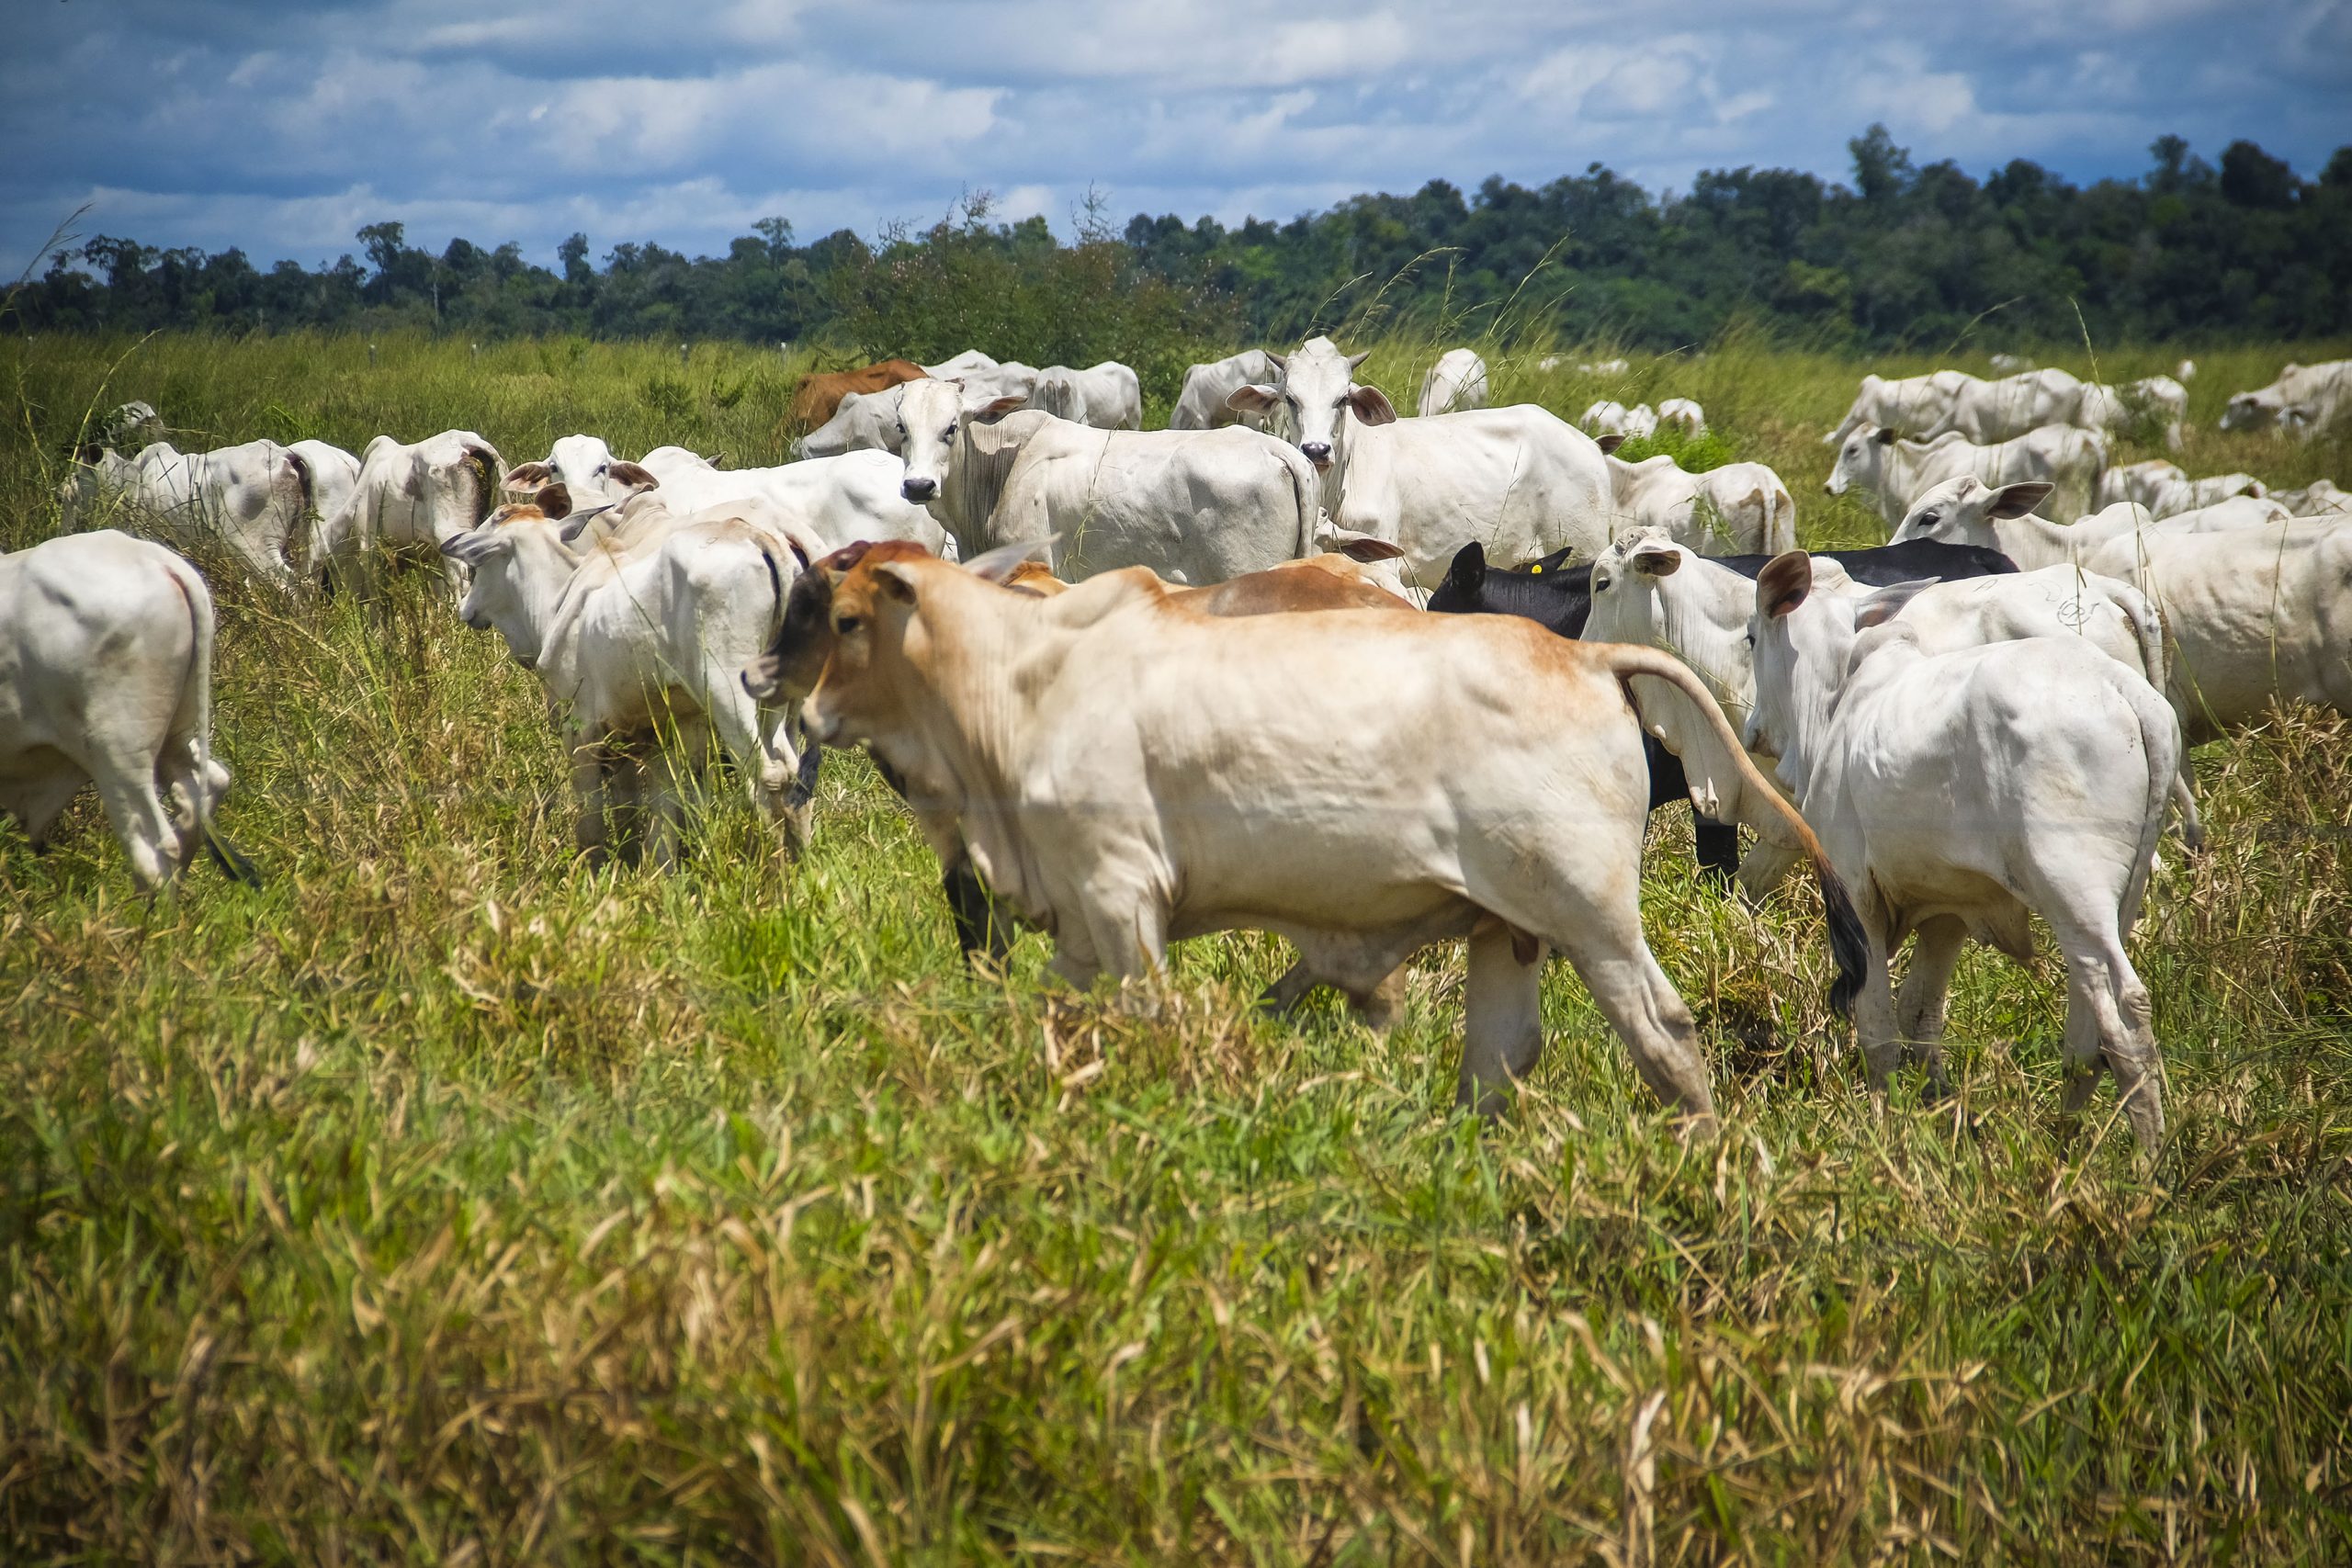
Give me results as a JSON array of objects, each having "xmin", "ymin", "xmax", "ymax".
[
  {"xmin": 1301, "ymin": 441, "xmax": 1333, "ymax": 469},
  {"xmin": 901, "ymin": 476, "xmax": 938, "ymax": 502}
]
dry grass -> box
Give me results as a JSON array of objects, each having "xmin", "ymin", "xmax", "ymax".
[{"xmin": 1, "ymin": 331, "xmax": 2348, "ymax": 1564}]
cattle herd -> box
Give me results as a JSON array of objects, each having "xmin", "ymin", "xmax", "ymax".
[{"xmin": 13, "ymin": 345, "xmax": 2352, "ymax": 1155}]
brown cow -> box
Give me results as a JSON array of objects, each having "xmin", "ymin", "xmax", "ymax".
[{"xmin": 788, "ymin": 360, "xmax": 928, "ymax": 432}]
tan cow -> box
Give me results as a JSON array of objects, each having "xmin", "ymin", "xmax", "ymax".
[{"xmin": 796, "ymin": 545, "xmax": 1867, "ymax": 1125}]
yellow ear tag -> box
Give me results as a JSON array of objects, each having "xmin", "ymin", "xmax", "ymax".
[{"xmin": 1529, "ymin": 564, "xmax": 1542, "ymax": 573}]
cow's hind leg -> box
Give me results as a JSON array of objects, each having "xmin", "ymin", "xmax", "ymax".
[
  {"xmin": 1458, "ymin": 917, "xmax": 1545, "ymax": 1118},
  {"xmin": 88, "ymin": 751, "xmax": 181, "ymax": 891},
  {"xmin": 1894, "ymin": 915, "xmax": 1967, "ymax": 1098},
  {"xmin": 2054, "ymin": 928, "xmax": 2166, "ymax": 1155},
  {"xmin": 1552, "ymin": 923, "xmax": 1718, "ymax": 1132}
]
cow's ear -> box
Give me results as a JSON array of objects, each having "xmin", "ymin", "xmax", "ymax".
[
  {"xmin": 557, "ymin": 502, "xmax": 616, "ymax": 544},
  {"xmin": 503, "ymin": 461, "xmax": 552, "ymax": 491},
  {"xmin": 1630, "ymin": 546, "xmax": 1680, "ymax": 578},
  {"xmin": 1346, "ymin": 384, "xmax": 1398, "ymax": 426},
  {"xmin": 1757, "ymin": 550, "xmax": 1812, "ymax": 619},
  {"xmin": 1872, "ymin": 426, "xmax": 1899, "ymax": 445},
  {"xmin": 1226, "ymin": 384, "xmax": 1280, "ymax": 416},
  {"xmin": 875, "ymin": 562, "xmax": 919, "ymax": 604},
  {"xmin": 533, "ymin": 481, "xmax": 571, "ymax": 520},
  {"xmin": 977, "ymin": 395, "xmax": 1027, "ymax": 423},
  {"xmin": 1987, "ymin": 480, "xmax": 2052, "ymax": 519},
  {"xmin": 1446, "ymin": 541, "xmax": 1487, "ymax": 592},
  {"xmin": 1596, "ymin": 434, "xmax": 1626, "ymax": 455},
  {"xmin": 607, "ymin": 461, "xmax": 658, "ymax": 491},
  {"xmin": 1314, "ymin": 517, "xmax": 1404, "ymax": 560},
  {"xmin": 439, "ymin": 528, "xmax": 509, "ymax": 565},
  {"xmin": 964, "ymin": 534, "xmax": 1057, "ymax": 584},
  {"xmin": 1854, "ymin": 578, "xmax": 1933, "ymax": 630}
]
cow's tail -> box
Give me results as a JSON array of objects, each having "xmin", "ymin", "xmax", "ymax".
[
  {"xmin": 1600, "ymin": 644, "xmax": 1868, "ymax": 1017},
  {"xmin": 2121, "ymin": 679, "xmax": 2177, "ymax": 933},
  {"xmin": 282, "ymin": 446, "xmax": 315, "ymax": 580},
  {"xmin": 161, "ymin": 553, "xmax": 260, "ymax": 886},
  {"xmin": 2109, "ymin": 574, "xmax": 2202, "ymax": 850},
  {"xmin": 1277, "ymin": 443, "xmax": 1323, "ymax": 560}
]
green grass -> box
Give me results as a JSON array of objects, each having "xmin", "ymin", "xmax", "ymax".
[{"xmin": 3, "ymin": 331, "xmax": 2350, "ymax": 1563}]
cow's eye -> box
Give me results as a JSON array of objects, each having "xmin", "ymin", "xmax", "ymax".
[
  {"xmin": 1744, "ymin": 632, "xmax": 1756, "ymax": 648},
  {"xmin": 1918, "ymin": 513, "xmax": 1940, "ymax": 528},
  {"xmin": 834, "ymin": 615, "xmax": 863, "ymax": 635}
]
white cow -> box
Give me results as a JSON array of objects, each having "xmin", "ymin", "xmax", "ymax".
[
  {"xmin": 61, "ymin": 439, "xmax": 315, "ymax": 584},
  {"xmin": 1891, "ymin": 478, "xmax": 2350, "ymax": 740},
  {"xmin": 2219, "ymin": 360, "xmax": 2352, "ymax": 437},
  {"xmin": 1417, "ymin": 349, "xmax": 1491, "ymax": 416},
  {"xmin": 1, "ymin": 531, "xmax": 250, "ymax": 890},
  {"xmin": 922, "ymin": 349, "xmax": 999, "ymax": 378},
  {"xmin": 1743, "ymin": 551, "xmax": 2175, "ymax": 1152},
  {"xmin": 441, "ymin": 491, "xmax": 822, "ymax": 865},
  {"xmin": 288, "ymin": 440, "xmax": 361, "ymax": 568},
  {"xmin": 895, "ymin": 378, "xmax": 1329, "ymax": 584},
  {"xmin": 318, "ymin": 430, "xmax": 504, "ymax": 591},
  {"xmin": 1605, "ymin": 455, "xmax": 1795, "ymax": 555},
  {"xmin": 1823, "ymin": 369, "xmax": 1977, "ymax": 446},
  {"xmin": 1826, "ymin": 422, "xmax": 2106, "ymax": 527},
  {"xmin": 1891, "ymin": 476, "xmax": 2293, "ymax": 571},
  {"xmin": 2272, "ymin": 479, "xmax": 2349, "ymax": 516},
  {"xmin": 1227, "ymin": 338, "xmax": 1618, "ymax": 589},
  {"xmin": 1988, "ymin": 353, "xmax": 2034, "ymax": 373},
  {"xmin": 2077, "ymin": 376, "xmax": 2189, "ymax": 450},
  {"xmin": 1581, "ymin": 400, "xmax": 1658, "ymax": 441},
  {"xmin": 1171, "ymin": 350, "xmax": 1280, "ymax": 432},
  {"xmin": 2176, "ymin": 359, "xmax": 2198, "ymax": 382},
  {"xmin": 97, "ymin": 400, "xmax": 165, "ymax": 449},
  {"xmin": 793, "ymin": 383, "xmax": 909, "ymax": 458},
  {"xmin": 509, "ymin": 438, "xmax": 950, "ymax": 556},
  {"xmin": 1656, "ymin": 397, "xmax": 1707, "ymax": 435},
  {"xmin": 1028, "ymin": 361, "xmax": 1144, "ymax": 430},
  {"xmin": 1918, "ymin": 368, "xmax": 2086, "ymax": 444},
  {"xmin": 2095, "ymin": 459, "xmax": 2266, "ymax": 517}
]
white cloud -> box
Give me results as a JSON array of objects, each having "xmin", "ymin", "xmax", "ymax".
[{"xmin": 0, "ymin": 0, "xmax": 2341, "ymax": 276}]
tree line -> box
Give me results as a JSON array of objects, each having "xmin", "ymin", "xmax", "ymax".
[{"xmin": 11, "ymin": 127, "xmax": 2349, "ymax": 366}]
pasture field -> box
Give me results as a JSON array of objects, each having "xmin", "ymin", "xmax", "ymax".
[{"xmin": 3, "ymin": 330, "xmax": 2351, "ymax": 1563}]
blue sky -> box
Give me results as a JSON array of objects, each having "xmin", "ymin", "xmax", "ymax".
[{"xmin": 6, "ymin": 0, "xmax": 2347, "ymax": 277}]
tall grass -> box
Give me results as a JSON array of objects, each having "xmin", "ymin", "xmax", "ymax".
[{"xmin": 2, "ymin": 331, "xmax": 2349, "ymax": 1562}]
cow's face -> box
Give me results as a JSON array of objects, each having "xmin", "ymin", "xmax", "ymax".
[
  {"xmin": 743, "ymin": 555, "xmax": 843, "ymax": 704},
  {"xmin": 2219, "ymin": 390, "xmax": 2282, "ymax": 432},
  {"xmin": 1825, "ymin": 424, "xmax": 1893, "ymax": 496},
  {"xmin": 1584, "ymin": 534, "xmax": 1684, "ymax": 649},
  {"xmin": 1890, "ymin": 476, "xmax": 2047, "ymax": 548},
  {"xmin": 895, "ymin": 378, "xmax": 977, "ymax": 505},
  {"xmin": 803, "ymin": 543, "xmax": 935, "ymax": 748},
  {"xmin": 1743, "ymin": 551, "xmax": 1822, "ymax": 760},
  {"xmin": 1226, "ymin": 336, "xmax": 1396, "ymax": 471},
  {"xmin": 442, "ymin": 519, "xmax": 537, "ymax": 662},
  {"xmin": 544, "ymin": 434, "xmax": 621, "ymax": 502}
]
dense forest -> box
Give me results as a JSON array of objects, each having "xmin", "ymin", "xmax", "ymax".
[{"xmin": 10, "ymin": 127, "xmax": 2349, "ymax": 364}]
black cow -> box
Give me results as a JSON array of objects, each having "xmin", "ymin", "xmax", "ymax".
[{"xmin": 1428, "ymin": 536, "xmax": 2018, "ymax": 883}]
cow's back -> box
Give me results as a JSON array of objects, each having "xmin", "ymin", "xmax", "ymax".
[
  {"xmin": 1005, "ymin": 424, "xmax": 1313, "ymax": 584},
  {"xmin": 1353, "ymin": 407, "xmax": 1612, "ymax": 589}
]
